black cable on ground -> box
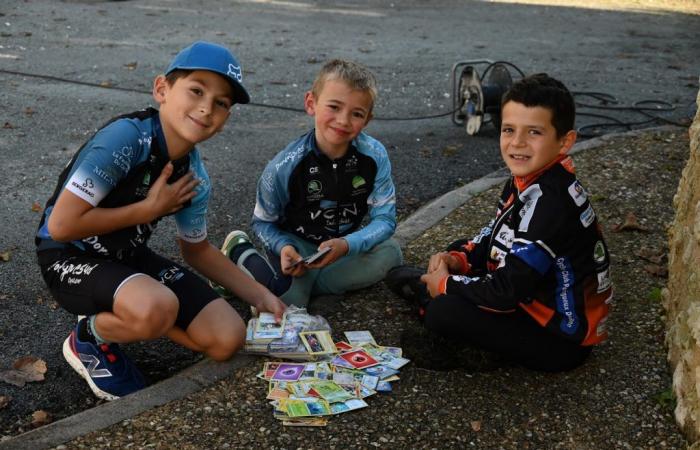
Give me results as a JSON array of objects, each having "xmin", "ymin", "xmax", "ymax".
[{"xmin": 0, "ymin": 67, "xmax": 692, "ymax": 132}]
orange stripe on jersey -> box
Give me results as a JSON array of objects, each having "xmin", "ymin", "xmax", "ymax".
[
  {"xmin": 438, "ymin": 276, "xmax": 449, "ymax": 295},
  {"xmin": 519, "ymin": 300, "xmax": 555, "ymax": 327},
  {"xmin": 581, "ymin": 278, "xmax": 612, "ymax": 346}
]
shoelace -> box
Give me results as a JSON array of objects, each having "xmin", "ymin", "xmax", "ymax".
[{"xmin": 98, "ymin": 343, "xmax": 118, "ymax": 363}]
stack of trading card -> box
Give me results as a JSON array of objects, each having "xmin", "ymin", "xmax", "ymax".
[
  {"xmin": 254, "ymin": 330, "xmax": 410, "ymax": 426},
  {"xmin": 244, "ymin": 307, "xmax": 333, "ymax": 360}
]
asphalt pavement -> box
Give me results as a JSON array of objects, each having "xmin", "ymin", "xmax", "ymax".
[{"xmin": 0, "ymin": 0, "xmax": 698, "ymax": 444}]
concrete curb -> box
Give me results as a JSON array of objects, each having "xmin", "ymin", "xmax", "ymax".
[{"xmin": 0, "ymin": 125, "xmax": 683, "ymax": 450}]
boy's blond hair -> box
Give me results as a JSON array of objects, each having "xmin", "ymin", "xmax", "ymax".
[{"xmin": 311, "ymin": 59, "xmax": 378, "ymax": 111}]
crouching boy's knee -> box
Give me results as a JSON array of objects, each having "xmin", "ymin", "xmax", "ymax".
[{"xmin": 205, "ymin": 327, "xmax": 246, "ymax": 362}]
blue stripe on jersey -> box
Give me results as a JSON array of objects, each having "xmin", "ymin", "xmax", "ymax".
[
  {"xmin": 510, "ymin": 241, "xmax": 552, "ymax": 275},
  {"xmin": 554, "ymin": 256, "xmax": 579, "ymax": 335}
]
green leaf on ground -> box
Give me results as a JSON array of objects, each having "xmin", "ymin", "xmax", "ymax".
[{"xmin": 648, "ymin": 287, "xmax": 662, "ymax": 302}]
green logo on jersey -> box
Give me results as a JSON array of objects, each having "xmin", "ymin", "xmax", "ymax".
[
  {"xmin": 352, "ymin": 176, "xmax": 366, "ymax": 189},
  {"xmin": 593, "ymin": 241, "xmax": 606, "ymax": 263}
]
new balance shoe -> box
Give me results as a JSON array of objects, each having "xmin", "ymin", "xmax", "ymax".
[
  {"xmin": 385, "ymin": 265, "xmax": 431, "ymax": 319},
  {"xmin": 62, "ymin": 319, "xmax": 145, "ymax": 401},
  {"xmin": 209, "ymin": 230, "xmax": 255, "ymax": 298}
]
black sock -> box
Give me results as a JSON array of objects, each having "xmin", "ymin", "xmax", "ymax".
[
  {"xmin": 77, "ymin": 318, "xmax": 96, "ymax": 343},
  {"xmin": 230, "ymin": 242, "xmax": 254, "ymax": 262}
]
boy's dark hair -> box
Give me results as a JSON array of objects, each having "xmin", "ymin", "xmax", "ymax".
[
  {"xmin": 501, "ymin": 73, "xmax": 575, "ymax": 138},
  {"xmin": 164, "ymin": 69, "xmax": 235, "ymax": 103}
]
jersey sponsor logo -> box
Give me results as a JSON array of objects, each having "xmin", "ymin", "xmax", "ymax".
[
  {"xmin": 518, "ymin": 184, "xmax": 542, "ymax": 232},
  {"xmin": 472, "ymin": 225, "xmax": 493, "ymax": 244},
  {"xmin": 450, "ymin": 275, "xmax": 478, "ymax": 285},
  {"xmin": 158, "ymin": 266, "xmax": 185, "ymax": 284},
  {"xmin": 112, "ymin": 146, "xmax": 133, "ymax": 173},
  {"xmin": 580, "ymin": 204, "xmax": 596, "ymax": 228},
  {"xmin": 593, "ymin": 240, "xmax": 606, "ymax": 263},
  {"xmin": 307, "ymin": 180, "xmax": 322, "ymax": 194},
  {"xmin": 93, "ymin": 167, "xmax": 116, "ymax": 187},
  {"xmin": 70, "ymin": 178, "xmax": 96, "ymax": 198},
  {"xmin": 597, "ymin": 267, "xmax": 612, "ymax": 293},
  {"xmin": 82, "ymin": 236, "xmax": 110, "ymax": 255},
  {"xmin": 554, "ymin": 257, "xmax": 579, "ymax": 334},
  {"xmin": 568, "ymin": 180, "xmax": 587, "ymax": 206},
  {"xmin": 489, "ymin": 246, "xmax": 507, "ymax": 263},
  {"xmin": 351, "ymin": 176, "xmax": 366, "ymax": 189},
  {"xmin": 309, "ymin": 166, "xmax": 319, "ymax": 174},
  {"xmin": 494, "ymin": 224, "xmax": 514, "ymax": 248},
  {"xmin": 274, "ymin": 145, "xmax": 305, "ymax": 171},
  {"xmin": 49, "ymin": 260, "xmax": 99, "ymax": 282}
]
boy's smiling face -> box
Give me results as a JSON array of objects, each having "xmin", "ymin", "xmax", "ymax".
[
  {"xmin": 154, "ymin": 69, "xmax": 233, "ymax": 158},
  {"xmin": 304, "ymin": 79, "xmax": 373, "ymax": 159},
  {"xmin": 499, "ymin": 100, "xmax": 576, "ymax": 178}
]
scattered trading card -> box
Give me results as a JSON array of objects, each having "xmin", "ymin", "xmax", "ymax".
[
  {"xmin": 330, "ymin": 398, "xmax": 368, "ymax": 415},
  {"xmin": 376, "ymin": 381, "xmax": 393, "ymax": 392},
  {"xmin": 330, "ymin": 354, "xmax": 355, "ymax": 369},
  {"xmin": 300, "ymin": 363, "xmax": 318, "ymax": 380},
  {"xmin": 267, "ymin": 382, "xmax": 290, "ymax": 400},
  {"xmin": 263, "ymin": 362, "xmax": 282, "ymax": 380},
  {"xmin": 300, "ymin": 330, "xmax": 337, "ymax": 355},
  {"xmin": 334, "ymin": 341, "xmax": 354, "ymax": 352},
  {"xmin": 282, "ymin": 417, "xmax": 328, "ymax": 427},
  {"xmin": 363, "ymin": 364, "xmax": 399, "ymax": 380},
  {"xmin": 344, "ymin": 330, "xmax": 376, "ymax": 346},
  {"xmin": 310, "ymin": 380, "xmax": 354, "ymax": 403},
  {"xmin": 254, "ymin": 312, "xmax": 286, "ymax": 339},
  {"xmin": 271, "ymin": 363, "xmax": 306, "ymax": 382},
  {"xmin": 340, "ymin": 349, "xmax": 379, "ymax": 369}
]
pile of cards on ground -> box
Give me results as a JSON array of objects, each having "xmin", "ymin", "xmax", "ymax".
[{"xmin": 245, "ymin": 307, "xmax": 410, "ymax": 426}]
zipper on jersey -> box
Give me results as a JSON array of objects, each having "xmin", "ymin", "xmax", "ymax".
[{"xmin": 332, "ymin": 162, "xmax": 340, "ymax": 236}]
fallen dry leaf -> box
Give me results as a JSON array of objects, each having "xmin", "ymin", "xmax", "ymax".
[
  {"xmin": 0, "ymin": 369, "xmax": 31, "ymax": 387},
  {"xmin": 644, "ymin": 264, "xmax": 668, "ymax": 278},
  {"xmin": 13, "ymin": 356, "xmax": 47, "ymax": 382},
  {"xmin": 612, "ymin": 212, "xmax": 648, "ymax": 232},
  {"xmin": 3, "ymin": 122, "xmax": 14, "ymax": 129},
  {"xmin": 31, "ymin": 201, "xmax": 42, "ymax": 212},
  {"xmin": 0, "ymin": 395, "xmax": 10, "ymax": 409},
  {"xmin": 99, "ymin": 80, "xmax": 113, "ymax": 88},
  {"xmin": 31, "ymin": 410, "xmax": 52, "ymax": 428},
  {"xmin": 24, "ymin": 107, "xmax": 35, "ymax": 116},
  {"xmin": 124, "ymin": 61, "xmax": 138, "ymax": 70},
  {"xmin": 470, "ymin": 420, "xmax": 482, "ymax": 432},
  {"xmin": 635, "ymin": 247, "xmax": 666, "ymax": 265},
  {"xmin": 0, "ymin": 250, "xmax": 9, "ymax": 262}
]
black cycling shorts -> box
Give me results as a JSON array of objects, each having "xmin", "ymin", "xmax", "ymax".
[{"xmin": 38, "ymin": 247, "xmax": 219, "ymax": 330}]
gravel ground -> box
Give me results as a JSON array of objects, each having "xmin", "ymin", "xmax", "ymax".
[{"xmin": 39, "ymin": 127, "xmax": 690, "ymax": 449}]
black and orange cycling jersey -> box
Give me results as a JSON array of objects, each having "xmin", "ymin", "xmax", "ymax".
[{"xmin": 438, "ymin": 155, "xmax": 612, "ymax": 346}]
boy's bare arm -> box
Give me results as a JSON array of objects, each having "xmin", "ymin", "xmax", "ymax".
[
  {"xmin": 48, "ymin": 162, "xmax": 197, "ymax": 242},
  {"xmin": 179, "ymin": 239, "xmax": 286, "ymax": 321}
]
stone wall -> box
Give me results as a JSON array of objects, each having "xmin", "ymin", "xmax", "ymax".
[{"xmin": 664, "ymin": 85, "xmax": 700, "ymax": 442}]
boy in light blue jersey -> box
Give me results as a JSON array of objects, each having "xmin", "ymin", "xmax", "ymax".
[
  {"xmin": 35, "ymin": 41, "xmax": 286, "ymax": 400},
  {"xmin": 214, "ymin": 59, "xmax": 402, "ymax": 307}
]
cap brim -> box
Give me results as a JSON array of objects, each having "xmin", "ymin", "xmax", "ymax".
[{"xmin": 230, "ymin": 81, "xmax": 250, "ymax": 104}]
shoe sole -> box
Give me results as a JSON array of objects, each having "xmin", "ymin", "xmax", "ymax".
[
  {"xmin": 221, "ymin": 230, "xmax": 251, "ymax": 257},
  {"xmin": 62, "ymin": 334, "xmax": 119, "ymax": 401}
]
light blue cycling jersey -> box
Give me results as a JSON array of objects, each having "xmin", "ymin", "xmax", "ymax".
[{"xmin": 36, "ymin": 108, "xmax": 210, "ymax": 260}]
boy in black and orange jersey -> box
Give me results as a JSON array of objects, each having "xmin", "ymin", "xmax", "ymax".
[{"xmin": 388, "ymin": 74, "xmax": 612, "ymax": 372}]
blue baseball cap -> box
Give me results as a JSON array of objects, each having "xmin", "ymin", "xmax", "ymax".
[{"xmin": 166, "ymin": 41, "xmax": 250, "ymax": 104}]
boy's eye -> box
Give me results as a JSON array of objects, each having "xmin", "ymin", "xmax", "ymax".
[
  {"xmin": 528, "ymin": 129, "xmax": 542, "ymax": 135},
  {"xmin": 501, "ymin": 127, "xmax": 513, "ymax": 134},
  {"xmin": 352, "ymin": 111, "xmax": 366, "ymax": 119},
  {"xmin": 190, "ymin": 87, "xmax": 203, "ymax": 96},
  {"xmin": 216, "ymin": 99, "xmax": 232, "ymax": 109}
]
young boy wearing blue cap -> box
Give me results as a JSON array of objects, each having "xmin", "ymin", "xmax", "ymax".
[
  {"xmin": 212, "ymin": 59, "xmax": 402, "ymax": 307},
  {"xmin": 35, "ymin": 41, "xmax": 286, "ymax": 400}
]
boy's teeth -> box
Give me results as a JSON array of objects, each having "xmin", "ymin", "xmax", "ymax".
[{"xmin": 512, "ymin": 155, "xmax": 529, "ymax": 160}]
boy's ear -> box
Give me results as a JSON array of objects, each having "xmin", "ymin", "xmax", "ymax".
[
  {"xmin": 303, "ymin": 91, "xmax": 316, "ymax": 116},
  {"xmin": 152, "ymin": 75, "xmax": 168, "ymax": 104},
  {"xmin": 559, "ymin": 130, "xmax": 577, "ymax": 154}
]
